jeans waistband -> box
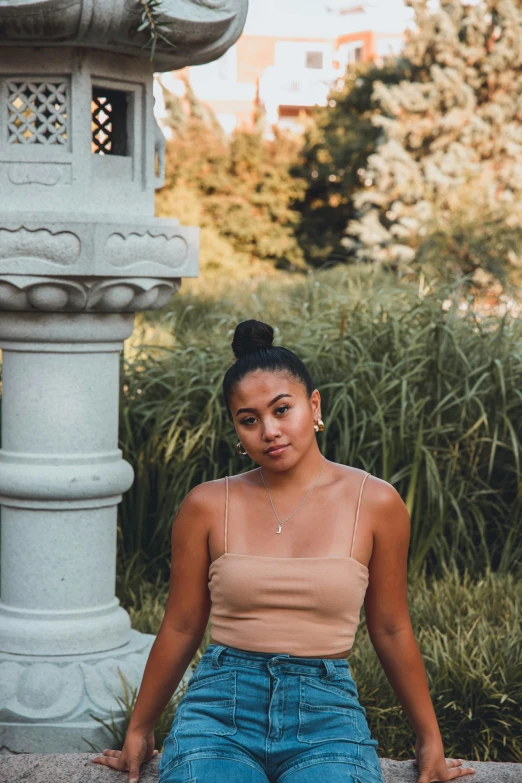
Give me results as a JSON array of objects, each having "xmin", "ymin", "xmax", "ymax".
[{"xmin": 203, "ymin": 643, "xmax": 351, "ymax": 681}]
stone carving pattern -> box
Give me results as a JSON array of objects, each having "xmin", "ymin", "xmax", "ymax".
[
  {"xmin": 0, "ymin": 635, "xmax": 158, "ymax": 721},
  {"xmin": 7, "ymin": 163, "xmax": 71, "ymax": 186},
  {"xmin": 92, "ymin": 94, "xmax": 112, "ymax": 154},
  {"xmin": 91, "ymin": 89, "xmax": 126, "ymax": 155},
  {"xmin": 0, "ymin": 276, "xmax": 181, "ymax": 312},
  {"xmin": 0, "ymin": 225, "xmax": 191, "ymax": 271},
  {"xmin": 104, "ymin": 232, "xmax": 188, "ymax": 268},
  {"xmin": 0, "ymin": 227, "xmax": 80, "ymax": 265},
  {"xmin": 7, "ymin": 81, "xmax": 68, "ymax": 146}
]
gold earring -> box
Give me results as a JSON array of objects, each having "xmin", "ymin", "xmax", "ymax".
[
  {"xmin": 314, "ymin": 417, "xmax": 325, "ymax": 433},
  {"xmin": 236, "ymin": 441, "xmax": 248, "ymax": 455}
]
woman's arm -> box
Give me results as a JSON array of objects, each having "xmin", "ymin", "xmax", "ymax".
[
  {"xmin": 127, "ymin": 480, "xmax": 220, "ymax": 734},
  {"xmin": 369, "ymin": 629, "xmax": 441, "ymax": 740},
  {"xmin": 362, "ymin": 479, "xmax": 475, "ymax": 781},
  {"xmin": 362, "ymin": 477, "xmax": 440, "ymax": 738}
]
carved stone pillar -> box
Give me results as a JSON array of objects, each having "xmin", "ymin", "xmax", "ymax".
[{"xmin": 0, "ymin": 0, "xmax": 248, "ymax": 754}]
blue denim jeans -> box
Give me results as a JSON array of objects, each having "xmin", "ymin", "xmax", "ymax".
[{"xmin": 158, "ymin": 643, "xmax": 384, "ymax": 783}]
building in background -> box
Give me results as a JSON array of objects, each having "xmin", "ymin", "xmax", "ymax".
[{"xmin": 155, "ymin": 2, "xmax": 408, "ymax": 136}]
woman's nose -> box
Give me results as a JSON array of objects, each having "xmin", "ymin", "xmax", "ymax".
[{"xmin": 262, "ymin": 420, "xmax": 281, "ymax": 440}]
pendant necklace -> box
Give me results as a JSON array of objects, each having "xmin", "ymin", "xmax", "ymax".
[{"xmin": 260, "ymin": 455, "xmax": 326, "ymax": 534}]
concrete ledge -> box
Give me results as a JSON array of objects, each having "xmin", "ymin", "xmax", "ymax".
[{"xmin": 0, "ymin": 754, "xmax": 521, "ymax": 782}]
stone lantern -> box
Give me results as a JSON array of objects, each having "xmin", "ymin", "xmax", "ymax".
[{"xmin": 0, "ymin": 0, "xmax": 248, "ymax": 754}]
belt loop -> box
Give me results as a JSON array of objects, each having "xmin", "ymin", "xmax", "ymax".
[
  {"xmin": 270, "ymin": 653, "xmax": 290, "ymax": 663},
  {"xmin": 322, "ymin": 659, "xmax": 337, "ymax": 680},
  {"xmin": 211, "ymin": 644, "xmax": 226, "ymax": 668}
]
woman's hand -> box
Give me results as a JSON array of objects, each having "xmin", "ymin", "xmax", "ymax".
[
  {"xmin": 413, "ymin": 736, "xmax": 476, "ymax": 783},
  {"xmin": 90, "ymin": 729, "xmax": 159, "ymax": 783}
]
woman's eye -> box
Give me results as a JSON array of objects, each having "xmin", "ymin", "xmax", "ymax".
[{"xmin": 240, "ymin": 406, "xmax": 289, "ymax": 425}]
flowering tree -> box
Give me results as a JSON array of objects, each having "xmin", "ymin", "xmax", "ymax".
[{"xmin": 343, "ymin": 0, "xmax": 522, "ymax": 282}]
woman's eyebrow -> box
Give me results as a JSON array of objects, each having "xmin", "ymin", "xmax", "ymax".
[{"xmin": 236, "ymin": 393, "xmax": 293, "ymax": 416}]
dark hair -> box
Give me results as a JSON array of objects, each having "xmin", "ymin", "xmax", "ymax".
[{"xmin": 222, "ymin": 319, "xmax": 315, "ymax": 417}]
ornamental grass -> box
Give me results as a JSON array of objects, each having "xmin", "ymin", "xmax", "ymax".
[{"xmin": 118, "ymin": 265, "xmax": 522, "ymax": 583}]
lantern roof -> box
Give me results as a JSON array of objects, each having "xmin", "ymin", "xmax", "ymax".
[{"xmin": 0, "ymin": 0, "xmax": 248, "ymax": 72}]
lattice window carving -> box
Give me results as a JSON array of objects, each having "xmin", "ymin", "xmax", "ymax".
[
  {"xmin": 91, "ymin": 87, "xmax": 128, "ymax": 156},
  {"xmin": 7, "ymin": 81, "xmax": 68, "ymax": 145}
]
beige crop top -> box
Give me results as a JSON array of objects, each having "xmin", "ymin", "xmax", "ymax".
[{"xmin": 207, "ymin": 471, "xmax": 371, "ymax": 657}]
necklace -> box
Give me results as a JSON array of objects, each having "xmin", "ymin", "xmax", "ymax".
[{"xmin": 260, "ymin": 455, "xmax": 326, "ymax": 534}]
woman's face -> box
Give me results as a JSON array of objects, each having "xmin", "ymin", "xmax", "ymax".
[{"xmin": 230, "ymin": 370, "xmax": 321, "ymax": 470}]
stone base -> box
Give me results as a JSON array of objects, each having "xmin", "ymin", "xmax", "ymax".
[
  {"xmin": 0, "ymin": 630, "xmax": 192, "ymax": 754},
  {"xmin": 0, "ymin": 754, "xmax": 520, "ymax": 783}
]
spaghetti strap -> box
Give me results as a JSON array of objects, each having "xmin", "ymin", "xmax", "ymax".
[
  {"xmin": 350, "ymin": 471, "xmax": 371, "ymax": 557},
  {"xmin": 224, "ymin": 475, "xmax": 229, "ymax": 554}
]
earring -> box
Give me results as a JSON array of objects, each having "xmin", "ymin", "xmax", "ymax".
[
  {"xmin": 314, "ymin": 416, "xmax": 325, "ymax": 433},
  {"xmin": 236, "ymin": 441, "xmax": 248, "ymax": 455}
]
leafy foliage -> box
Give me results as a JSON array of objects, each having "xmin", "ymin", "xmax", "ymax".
[
  {"xmin": 343, "ymin": 0, "xmax": 522, "ymax": 284},
  {"xmin": 137, "ymin": 0, "xmax": 175, "ymax": 61},
  {"xmin": 155, "ymin": 87, "xmax": 307, "ymax": 278},
  {"xmin": 291, "ymin": 61, "xmax": 409, "ymax": 267},
  {"xmin": 292, "ymin": 0, "xmax": 522, "ymax": 292},
  {"xmin": 415, "ymin": 192, "xmax": 522, "ymax": 287}
]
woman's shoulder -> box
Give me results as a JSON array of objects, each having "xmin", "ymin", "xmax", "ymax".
[
  {"xmin": 182, "ymin": 476, "xmax": 226, "ymax": 512},
  {"xmin": 332, "ymin": 463, "xmax": 405, "ymax": 510},
  {"xmin": 183, "ymin": 469, "xmax": 260, "ymax": 509}
]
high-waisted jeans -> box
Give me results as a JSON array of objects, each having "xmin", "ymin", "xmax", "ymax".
[{"xmin": 158, "ymin": 643, "xmax": 384, "ymax": 783}]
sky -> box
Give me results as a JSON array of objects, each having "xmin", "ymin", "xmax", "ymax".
[{"xmin": 243, "ymin": 0, "xmax": 417, "ymax": 36}]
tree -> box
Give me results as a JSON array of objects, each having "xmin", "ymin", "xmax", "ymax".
[
  {"xmin": 343, "ymin": 0, "xmax": 522, "ymax": 286},
  {"xmin": 292, "ymin": 60, "xmax": 408, "ymax": 267},
  {"xmin": 156, "ymin": 84, "xmax": 307, "ymax": 278}
]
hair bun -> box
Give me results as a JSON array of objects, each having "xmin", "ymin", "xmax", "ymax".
[{"xmin": 232, "ymin": 319, "xmax": 274, "ymax": 359}]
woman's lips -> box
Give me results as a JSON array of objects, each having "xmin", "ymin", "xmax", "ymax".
[{"xmin": 265, "ymin": 445, "xmax": 289, "ymax": 456}]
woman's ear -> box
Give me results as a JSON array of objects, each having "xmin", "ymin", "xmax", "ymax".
[{"xmin": 310, "ymin": 388, "xmax": 321, "ymax": 417}]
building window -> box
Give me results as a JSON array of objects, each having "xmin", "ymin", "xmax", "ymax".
[
  {"xmin": 91, "ymin": 87, "xmax": 128, "ymax": 155},
  {"xmin": 305, "ymin": 51, "xmax": 324, "ymax": 70},
  {"xmin": 354, "ymin": 46, "xmax": 363, "ymax": 61},
  {"xmin": 7, "ymin": 80, "xmax": 68, "ymax": 145}
]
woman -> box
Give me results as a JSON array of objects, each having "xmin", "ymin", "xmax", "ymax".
[{"xmin": 92, "ymin": 319, "xmax": 476, "ymax": 783}]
